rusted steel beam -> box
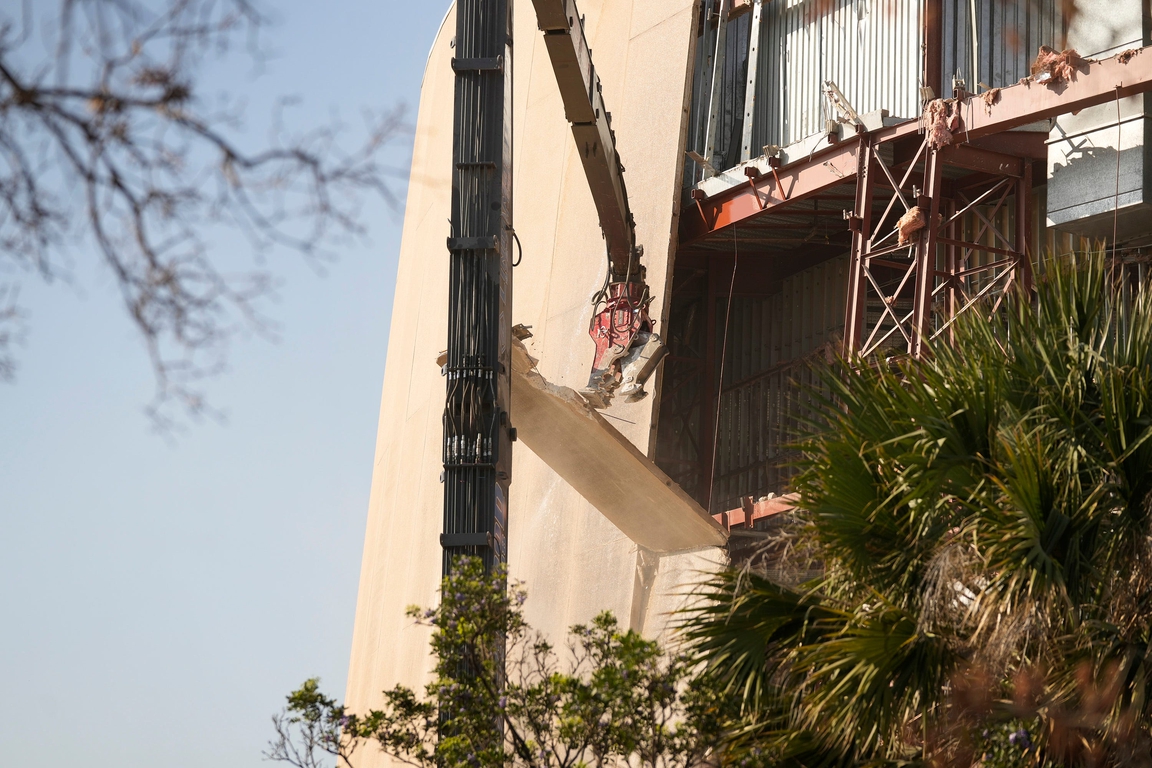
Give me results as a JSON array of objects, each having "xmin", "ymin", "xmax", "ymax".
[
  {"xmin": 911, "ymin": 150, "xmax": 944, "ymax": 358},
  {"xmin": 956, "ymin": 47, "xmax": 1152, "ymax": 140},
  {"xmin": 940, "ymin": 144, "xmax": 1024, "ymax": 177},
  {"xmin": 944, "ymin": 199, "xmax": 958, "ymax": 345},
  {"xmin": 1017, "ymin": 163, "xmax": 1034, "ymax": 294},
  {"xmin": 844, "ymin": 138, "xmax": 875, "ymax": 352},
  {"xmin": 952, "ymin": 256, "xmax": 1019, "ymax": 278},
  {"xmin": 870, "ymin": 257, "xmax": 917, "ymax": 271},
  {"xmin": 938, "ymin": 239, "xmax": 1020, "ymax": 259},
  {"xmin": 680, "ymin": 138, "xmax": 872, "ymax": 242},
  {"xmin": 969, "ymin": 131, "xmax": 1048, "ymax": 160},
  {"xmin": 713, "ymin": 493, "xmax": 797, "ymax": 531},
  {"xmin": 681, "ymin": 45, "xmax": 1152, "ymax": 246},
  {"xmin": 868, "ymin": 240, "xmax": 919, "ymax": 261}
]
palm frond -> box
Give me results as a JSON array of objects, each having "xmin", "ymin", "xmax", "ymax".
[{"xmin": 686, "ymin": 250, "xmax": 1152, "ymax": 763}]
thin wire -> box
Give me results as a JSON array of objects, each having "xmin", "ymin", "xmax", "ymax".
[
  {"xmin": 511, "ymin": 230, "xmax": 523, "ymax": 267},
  {"xmin": 708, "ymin": 224, "xmax": 739, "ymax": 512},
  {"xmin": 1114, "ymin": 86, "xmax": 1122, "ymax": 263},
  {"xmin": 591, "ymin": 242, "xmax": 612, "ymax": 307}
]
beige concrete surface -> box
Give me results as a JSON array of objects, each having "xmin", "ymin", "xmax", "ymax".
[
  {"xmin": 510, "ymin": 340, "xmax": 728, "ymax": 552},
  {"xmin": 643, "ymin": 546, "xmax": 730, "ymax": 642},
  {"xmin": 345, "ymin": 4, "xmax": 726, "ymax": 765}
]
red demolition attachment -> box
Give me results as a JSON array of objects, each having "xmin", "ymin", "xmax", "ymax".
[{"xmin": 583, "ymin": 280, "xmax": 666, "ymax": 409}]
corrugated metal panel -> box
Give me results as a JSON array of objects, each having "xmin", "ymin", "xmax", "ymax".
[
  {"xmin": 712, "ymin": 255, "xmax": 847, "ymax": 510},
  {"xmin": 687, "ymin": 4, "xmax": 754, "ymax": 185},
  {"xmin": 687, "ymin": 1, "xmax": 1065, "ymax": 179},
  {"xmin": 653, "ymin": 264, "xmax": 710, "ymax": 502},
  {"xmin": 685, "ymin": 0, "xmax": 1067, "ymax": 179},
  {"xmin": 941, "ymin": 0, "xmax": 1066, "ymax": 92},
  {"xmin": 685, "ymin": 3, "xmax": 714, "ymax": 187},
  {"xmin": 754, "ymin": 0, "xmax": 923, "ymax": 150}
]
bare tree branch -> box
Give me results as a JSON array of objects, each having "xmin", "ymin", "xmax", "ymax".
[
  {"xmin": 0, "ymin": 0, "xmax": 407, "ymax": 427},
  {"xmin": 0, "ymin": 283, "xmax": 23, "ymax": 380}
]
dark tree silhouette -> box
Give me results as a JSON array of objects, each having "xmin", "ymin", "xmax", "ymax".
[{"xmin": 0, "ymin": 0, "xmax": 405, "ymax": 425}]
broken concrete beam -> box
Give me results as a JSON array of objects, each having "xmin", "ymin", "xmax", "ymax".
[
  {"xmin": 433, "ymin": 341, "xmax": 728, "ymax": 552},
  {"xmin": 508, "ymin": 341, "xmax": 727, "ymax": 553}
]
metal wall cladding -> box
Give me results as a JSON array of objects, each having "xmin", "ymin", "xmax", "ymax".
[
  {"xmin": 687, "ymin": 3, "xmax": 753, "ymax": 185},
  {"xmin": 654, "ymin": 267, "xmax": 710, "ymax": 503},
  {"xmin": 941, "ymin": 0, "xmax": 1066, "ymax": 92},
  {"xmin": 711, "ymin": 255, "xmax": 847, "ymax": 511},
  {"xmin": 753, "ymin": 0, "xmax": 923, "ymax": 150},
  {"xmin": 954, "ymin": 184, "xmax": 1088, "ymax": 275},
  {"xmin": 687, "ymin": 1, "xmax": 1067, "ymax": 181}
]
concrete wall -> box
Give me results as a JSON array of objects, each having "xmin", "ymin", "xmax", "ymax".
[{"xmin": 344, "ymin": 4, "xmax": 725, "ymax": 765}]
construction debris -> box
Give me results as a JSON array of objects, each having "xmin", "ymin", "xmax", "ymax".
[
  {"xmin": 897, "ymin": 206, "xmax": 927, "ymax": 245},
  {"xmin": 981, "ymin": 87, "xmax": 1002, "ymax": 113},
  {"xmin": 924, "ymin": 99, "xmax": 954, "ymax": 150},
  {"xmin": 507, "ymin": 339, "xmax": 726, "ymax": 553},
  {"xmin": 1030, "ymin": 46, "xmax": 1084, "ymax": 86},
  {"xmin": 729, "ymin": 0, "xmax": 755, "ymax": 19}
]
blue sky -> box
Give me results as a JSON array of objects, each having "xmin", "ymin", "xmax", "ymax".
[{"xmin": 0, "ymin": 2, "xmax": 452, "ymax": 766}]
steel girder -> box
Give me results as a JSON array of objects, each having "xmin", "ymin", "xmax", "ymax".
[
  {"xmin": 680, "ymin": 44, "xmax": 1152, "ymax": 360},
  {"xmin": 680, "ymin": 45, "xmax": 1152, "ymax": 248}
]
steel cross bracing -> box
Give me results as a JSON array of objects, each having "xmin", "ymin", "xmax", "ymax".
[
  {"xmin": 680, "ymin": 45, "xmax": 1152, "ymax": 359},
  {"xmin": 682, "ymin": 46, "xmax": 1152, "ymax": 245},
  {"xmin": 844, "ymin": 139, "xmax": 1033, "ymax": 358}
]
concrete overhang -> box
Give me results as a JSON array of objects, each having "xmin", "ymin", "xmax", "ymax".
[
  {"xmin": 435, "ymin": 343, "xmax": 723, "ymax": 552},
  {"xmin": 434, "ymin": 341, "xmax": 728, "ymax": 554},
  {"xmin": 508, "ymin": 341, "xmax": 728, "ymax": 553}
]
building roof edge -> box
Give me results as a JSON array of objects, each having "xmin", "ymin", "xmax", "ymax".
[{"xmin": 422, "ymin": 3, "xmax": 456, "ymax": 89}]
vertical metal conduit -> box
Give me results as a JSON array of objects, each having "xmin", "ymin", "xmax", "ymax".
[{"xmin": 442, "ymin": 0, "xmax": 514, "ymax": 577}]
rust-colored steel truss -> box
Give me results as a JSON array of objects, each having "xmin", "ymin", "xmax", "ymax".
[
  {"xmin": 679, "ymin": 45, "xmax": 1152, "ymax": 358},
  {"xmin": 844, "ymin": 140, "xmax": 1034, "ymax": 357}
]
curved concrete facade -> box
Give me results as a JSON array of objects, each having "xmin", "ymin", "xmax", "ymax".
[{"xmin": 345, "ymin": 5, "xmax": 725, "ymax": 763}]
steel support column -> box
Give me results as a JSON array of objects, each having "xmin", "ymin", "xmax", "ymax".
[
  {"xmin": 844, "ymin": 138, "xmax": 875, "ymax": 353},
  {"xmin": 702, "ymin": 0, "xmax": 731, "ymax": 178},
  {"xmin": 442, "ymin": 0, "xmax": 514, "ymax": 575},
  {"xmin": 739, "ymin": 0, "xmax": 765, "ymax": 163},
  {"xmin": 923, "ymin": 0, "xmax": 943, "ymax": 98},
  {"xmin": 912, "ymin": 148, "xmax": 943, "ymax": 357},
  {"xmin": 944, "ymin": 198, "xmax": 958, "ymax": 344},
  {"xmin": 844, "ymin": 136, "xmax": 1035, "ymax": 359},
  {"xmin": 1016, "ymin": 162, "xmax": 1034, "ymax": 295}
]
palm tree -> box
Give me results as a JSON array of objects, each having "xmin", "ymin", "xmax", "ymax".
[{"xmin": 683, "ymin": 253, "xmax": 1152, "ymax": 767}]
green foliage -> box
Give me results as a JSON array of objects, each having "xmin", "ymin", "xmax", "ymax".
[
  {"xmin": 267, "ymin": 679, "xmax": 354, "ymax": 768},
  {"xmin": 683, "ymin": 253, "xmax": 1152, "ymax": 766},
  {"xmin": 269, "ymin": 557, "xmax": 737, "ymax": 768}
]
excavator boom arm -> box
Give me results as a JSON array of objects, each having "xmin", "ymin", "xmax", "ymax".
[
  {"xmin": 529, "ymin": 0, "xmax": 666, "ymax": 407},
  {"xmin": 532, "ymin": 0, "xmax": 636, "ymax": 277}
]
